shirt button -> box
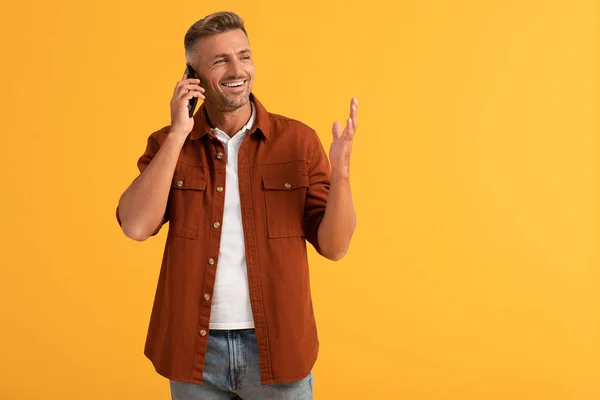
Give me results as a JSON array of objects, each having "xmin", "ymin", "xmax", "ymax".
[
  {"xmin": 204, "ymin": 294, "xmax": 211, "ymax": 301},
  {"xmin": 208, "ymin": 258, "xmax": 215, "ymax": 265},
  {"xmin": 213, "ymin": 222, "xmax": 221, "ymax": 229},
  {"xmin": 216, "ymin": 152, "xmax": 223, "ymax": 159},
  {"xmin": 199, "ymin": 329, "xmax": 207, "ymax": 336},
  {"xmin": 176, "ymin": 180, "xmax": 184, "ymax": 187},
  {"xmin": 284, "ymin": 182, "xmax": 292, "ymax": 189},
  {"xmin": 216, "ymin": 186, "xmax": 224, "ymax": 192}
]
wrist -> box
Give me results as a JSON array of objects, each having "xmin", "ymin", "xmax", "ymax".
[
  {"xmin": 331, "ymin": 168, "xmax": 350, "ymax": 183},
  {"xmin": 166, "ymin": 129, "xmax": 189, "ymax": 144}
]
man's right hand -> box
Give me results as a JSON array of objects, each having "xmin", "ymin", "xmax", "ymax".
[{"xmin": 169, "ymin": 73, "xmax": 205, "ymax": 136}]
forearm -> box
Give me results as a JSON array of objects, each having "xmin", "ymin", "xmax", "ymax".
[
  {"xmin": 118, "ymin": 133, "xmax": 186, "ymax": 241},
  {"xmin": 317, "ymin": 170, "xmax": 357, "ymax": 260}
]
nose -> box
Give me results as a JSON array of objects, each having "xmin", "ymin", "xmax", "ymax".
[{"xmin": 228, "ymin": 58, "xmax": 245, "ymax": 78}]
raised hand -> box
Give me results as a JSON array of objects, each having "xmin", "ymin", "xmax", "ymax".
[
  {"xmin": 329, "ymin": 97, "xmax": 359, "ymax": 176},
  {"xmin": 169, "ymin": 72, "xmax": 206, "ymax": 137}
]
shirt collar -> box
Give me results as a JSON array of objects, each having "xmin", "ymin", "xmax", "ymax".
[{"xmin": 189, "ymin": 93, "xmax": 271, "ymax": 141}]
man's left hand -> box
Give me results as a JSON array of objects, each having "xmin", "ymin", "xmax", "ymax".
[{"xmin": 329, "ymin": 97, "xmax": 359, "ymax": 176}]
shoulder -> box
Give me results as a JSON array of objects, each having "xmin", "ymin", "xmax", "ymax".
[
  {"xmin": 267, "ymin": 112, "xmax": 319, "ymax": 142},
  {"xmin": 147, "ymin": 126, "xmax": 171, "ymax": 144},
  {"xmin": 139, "ymin": 126, "xmax": 175, "ymax": 151},
  {"xmin": 269, "ymin": 113, "xmax": 316, "ymax": 135}
]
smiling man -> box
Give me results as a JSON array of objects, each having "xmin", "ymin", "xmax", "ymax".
[{"xmin": 116, "ymin": 11, "xmax": 357, "ymax": 400}]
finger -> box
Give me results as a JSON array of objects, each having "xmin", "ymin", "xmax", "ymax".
[
  {"xmin": 183, "ymin": 78, "xmax": 202, "ymax": 86},
  {"xmin": 178, "ymin": 80, "xmax": 202, "ymax": 90},
  {"xmin": 176, "ymin": 84, "xmax": 204, "ymax": 99},
  {"xmin": 175, "ymin": 74, "xmax": 189, "ymax": 94},
  {"xmin": 184, "ymin": 90, "xmax": 205, "ymax": 101},
  {"xmin": 175, "ymin": 85, "xmax": 189, "ymax": 99},
  {"xmin": 345, "ymin": 117, "xmax": 354, "ymax": 141},
  {"xmin": 174, "ymin": 79, "xmax": 202, "ymax": 95},
  {"xmin": 332, "ymin": 121, "xmax": 342, "ymax": 139},
  {"xmin": 183, "ymin": 83, "xmax": 205, "ymax": 93},
  {"xmin": 349, "ymin": 97, "xmax": 358, "ymax": 130}
]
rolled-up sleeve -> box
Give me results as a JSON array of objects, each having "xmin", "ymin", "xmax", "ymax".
[{"xmin": 303, "ymin": 131, "xmax": 330, "ymax": 254}]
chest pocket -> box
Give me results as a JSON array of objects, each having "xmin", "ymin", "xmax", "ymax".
[
  {"xmin": 168, "ymin": 173, "xmax": 207, "ymax": 239},
  {"xmin": 262, "ymin": 173, "xmax": 309, "ymax": 238}
]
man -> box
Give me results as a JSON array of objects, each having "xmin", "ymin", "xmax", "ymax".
[{"xmin": 116, "ymin": 11, "xmax": 357, "ymax": 400}]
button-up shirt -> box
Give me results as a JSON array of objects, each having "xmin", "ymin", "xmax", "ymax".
[{"xmin": 116, "ymin": 94, "xmax": 331, "ymax": 385}]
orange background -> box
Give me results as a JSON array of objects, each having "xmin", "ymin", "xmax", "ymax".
[{"xmin": 0, "ymin": 0, "xmax": 598, "ymax": 399}]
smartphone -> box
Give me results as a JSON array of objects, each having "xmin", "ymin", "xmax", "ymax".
[{"xmin": 185, "ymin": 64, "xmax": 199, "ymax": 118}]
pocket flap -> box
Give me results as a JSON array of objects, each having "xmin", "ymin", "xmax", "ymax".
[
  {"xmin": 262, "ymin": 173, "xmax": 309, "ymax": 190},
  {"xmin": 171, "ymin": 174, "xmax": 207, "ymax": 191}
]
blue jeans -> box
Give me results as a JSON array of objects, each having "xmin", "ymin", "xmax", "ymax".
[{"xmin": 170, "ymin": 329, "xmax": 313, "ymax": 400}]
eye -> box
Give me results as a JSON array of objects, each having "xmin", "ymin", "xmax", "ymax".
[
  {"xmin": 216, "ymin": 59, "xmax": 226, "ymax": 64},
  {"xmin": 242, "ymin": 55, "xmax": 251, "ymax": 60}
]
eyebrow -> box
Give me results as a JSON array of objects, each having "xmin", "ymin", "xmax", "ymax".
[{"xmin": 213, "ymin": 49, "xmax": 251, "ymax": 59}]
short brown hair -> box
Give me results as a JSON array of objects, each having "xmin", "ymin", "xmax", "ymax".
[{"xmin": 184, "ymin": 11, "xmax": 247, "ymax": 57}]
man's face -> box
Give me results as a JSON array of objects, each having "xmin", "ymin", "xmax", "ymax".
[{"xmin": 189, "ymin": 29, "xmax": 255, "ymax": 112}]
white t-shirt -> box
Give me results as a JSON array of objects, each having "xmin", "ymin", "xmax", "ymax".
[{"xmin": 209, "ymin": 102, "xmax": 256, "ymax": 330}]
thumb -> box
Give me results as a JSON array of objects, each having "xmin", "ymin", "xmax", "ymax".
[{"xmin": 332, "ymin": 121, "xmax": 342, "ymax": 139}]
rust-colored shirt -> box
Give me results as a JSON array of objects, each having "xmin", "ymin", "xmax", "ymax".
[{"xmin": 116, "ymin": 94, "xmax": 330, "ymax": 385}]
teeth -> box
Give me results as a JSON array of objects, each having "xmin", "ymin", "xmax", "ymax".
[{"xmin": 223, "ymin": 81, "xmax": 244, "ymax": 87}]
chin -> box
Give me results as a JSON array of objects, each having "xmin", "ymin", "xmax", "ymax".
[{"xmin": 222, "ymin": 93, "xmax": 251, "ymax": 112}]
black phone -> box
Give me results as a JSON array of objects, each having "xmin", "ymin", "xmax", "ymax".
[{"xmin": 185, "ymin": 64, "xmax": 199, "ymax": 118}]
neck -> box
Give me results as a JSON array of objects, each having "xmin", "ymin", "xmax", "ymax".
[{"xmin": 205, "ymin": 101, "xmax": 252, "ymax": 137}]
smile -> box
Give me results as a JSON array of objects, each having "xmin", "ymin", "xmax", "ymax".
[{"xmin": 221, "ymin": 80, "xmax": 247, "ymax": 88}]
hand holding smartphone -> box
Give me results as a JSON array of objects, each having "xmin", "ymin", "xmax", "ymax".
[{"xmin": 169, "ymin": 65, "xmax": 205, "ymax": 136}]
